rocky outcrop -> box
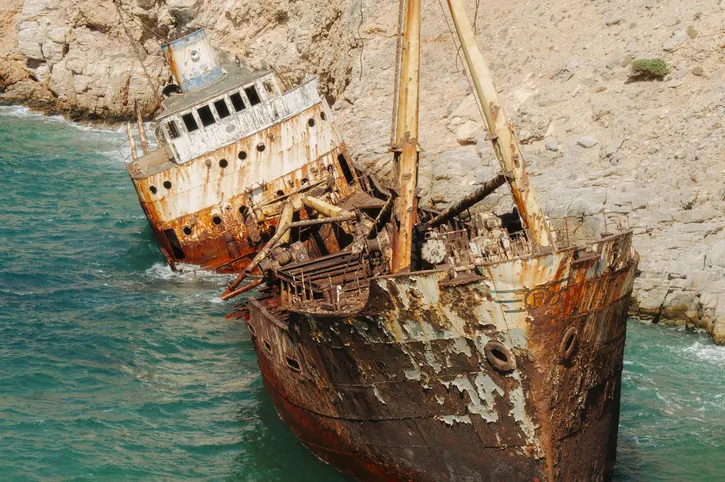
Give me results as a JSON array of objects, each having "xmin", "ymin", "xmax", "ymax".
[{"xmin": 2, "ymin": 0, "xmax": 725, "ymax": 342}]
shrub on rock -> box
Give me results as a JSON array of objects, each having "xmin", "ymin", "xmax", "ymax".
[{"xmin": 630, "ymin": 59, "xmax": 671, "ymax": 80}]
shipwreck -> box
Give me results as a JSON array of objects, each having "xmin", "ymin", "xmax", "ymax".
[
  {"xmin": 124, "ymin": 28, "xmax": 368, "ymax": 273},
  {"xmin": 224, "ymin": 0, "xmax": 639, "ymax": 480}
]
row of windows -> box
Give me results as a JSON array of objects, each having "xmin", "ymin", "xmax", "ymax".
[{"xmin": 166, "ymin": 85, "xmax": 265, "ymax": 139}]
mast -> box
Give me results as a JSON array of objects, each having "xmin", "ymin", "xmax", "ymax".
[
  {"xmin": 446, "ymin": 0, "xmax": 555, "ymax": 250},
  {"xmin": 391, "ymin": 0, "xmax": 422, "ymax": 273},
  {"xmin": 135, "ymin": 102, "xmax": 149, "ymax": 156}
]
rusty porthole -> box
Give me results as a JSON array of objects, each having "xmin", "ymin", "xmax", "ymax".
[
  {"xmin": 560, "ymin": 327, "xmax": 579, "ymax": 363},
  {"xmin": 219, "ymin": 158, "xmax": 228, "ymax": 168},
  {"xmin": 150, "ymin": 185, "xmax": 157, "ymax": 194},
  {"xmin": 238, "ymin": 151, "xmax": 247, "ymax": 160},
  {"xmin": 320, "ymin": 111, "xmax": 327, "ymax": 121},
  {"xmin": 286, "ymin": 357, "xmax": 301, "ymax": 372},
  {"xmin": 256, "ymin": 143, "xmax": 265, "ymax": 152},
  {"xmin": 163, "ymin": 180, "xmax": 172, "ymax": 189},
  {"xmin": 276, "ymin": 190, "xmax": 285, "ymax": 197},
  {"xmin": 183, "ymin": 226, "xmax": 192, "ymax": 236},
  {"xmin": 484, "ymin": 341, "xmax": 516, "ymax": 372},
  {"xmin": 212, "ymin": 215, "xmax": 222, "ymax": 225},
  {"xmin": 308, "ymin": 118, "xmax": 315, "ymax": 128}
]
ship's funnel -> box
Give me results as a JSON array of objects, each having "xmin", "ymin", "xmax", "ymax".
[{"xmin": 161, "ymin": 29, "xmax": 224, "ymax": 92}]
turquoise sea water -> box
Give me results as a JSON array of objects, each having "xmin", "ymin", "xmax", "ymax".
[{"xmin": 1, "ymin": 107, "xmax": 723, "ymax": 481}]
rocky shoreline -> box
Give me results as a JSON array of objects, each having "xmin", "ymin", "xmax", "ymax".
[{"xmin": 2, "ymin": 0, "xmax": 724, "ymax": 343}]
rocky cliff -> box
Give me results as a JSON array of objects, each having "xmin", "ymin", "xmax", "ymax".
[{"xmin": 2, "ymin": 0, "xmax": 725, "ymax": 342}]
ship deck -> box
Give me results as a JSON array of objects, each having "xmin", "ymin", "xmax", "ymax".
[{"xmin": 126, "ymin": 144, "xmax": 174, "ymax": 180}]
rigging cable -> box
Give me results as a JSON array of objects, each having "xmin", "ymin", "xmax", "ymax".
[
  {"xmin": 112, "ymin": 0, "xmax": 164, "ymax": 107},
  {"xmin": 112, "ymin": 0, "xmax": 167, "ymax": 43},
  {"xmin": 357, "ymin": 0, "xmax": 365, "ymax": 82},
  {"xmin": 436, "ymin": 0, "xmax": 488, "ymax": 133},
  {"xmin": 389, "ymin": 0, "xmax": 406, "ymax": 148}
]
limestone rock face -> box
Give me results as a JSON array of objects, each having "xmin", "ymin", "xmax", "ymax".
[{"xmin": 2, "ymin": 0, "xmax": 725, "ymax": 342}]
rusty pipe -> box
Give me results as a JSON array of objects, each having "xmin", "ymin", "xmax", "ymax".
[
  {"xmin": 424, "ymin": 174, "xmax": 507, "ymax": 229},
  {"xmin": 367, "ymin": 195, "xmax": 394, "ymax": 239},
  {"xmin": 223, "ymin": 213, "xmax": 358, "ymax": 296},
  {"xmin": 301, "ymin": 196, "xmax": 352, "ymax": 218},
  {"xmin": 246, "ymin": 213, "xmax": 357, "ymax": 276},
  {"xmin": 278, "ymin": 201, "xmax": 294, "ymax": 245},
  {"xmin": 220, "ymin": 278, "xmax": 263, "ymax": 301}
]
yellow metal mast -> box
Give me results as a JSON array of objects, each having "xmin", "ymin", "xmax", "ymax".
[
  {"xmin": 391, "ymin": 0, "xmax": 422, "ymax": 273},
  {"xmin": 446, "ymin": 0, "xmax": 554, "ymax": 250}
]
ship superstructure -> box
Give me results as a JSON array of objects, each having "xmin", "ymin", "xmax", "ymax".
[
  {"xmin": 225, "ymin": 1, "xmax": 639, "ymax": 480},
  {"xmin": 126, "ymin": 30, "xmax": 362, "ymax": 272}
]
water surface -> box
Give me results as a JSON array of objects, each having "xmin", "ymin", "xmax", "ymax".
[{"xmin": 1, "ymin": 108, "xmax": 723, "ymax": 481}]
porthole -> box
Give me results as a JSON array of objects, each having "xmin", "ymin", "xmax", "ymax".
[
  {"xmin": 286, "ymin": 357, "xmax": 301, "ymax": 371},
  {"xmin": 238, "ymin": 151, "xmax": 247, "ymax": 160},
  {"xmin": 163, "ymin": 180, "xmax": 172, "ymax": 189},
  {"xmin": 320, "ymin": 111, "xmax": 327, "ymax": 121},
  {"xmin": 256, "ymin": 143, "xmax": 266, "ymax": 152},
  {"xmin": 150, "ymin": 186, "xmax": 157, "ymax": 194},
  {"xmin": 183, "ymin": 226, "xmax": 192, "ymax": 235},
  {"xmin": 276, "ymin": 190, "xmax": 285, "ymax": 197},
  {"xmin": 219, "ymin": 159, "xmax": 228, "ymax": 168},
  {"xmin": 212, "ymin": 215, "xmax": 222, "ymax": 225},
  {"xmin": 484, "ymin": 341, "xmax": 516, "ymax": 372},
  {"xmin": 560, "ymin": 327, "xmax": 579, "ymax": 364},
  {"xmin": 308, "ymin": 118, "xmax": 315, "ymax": 128}
]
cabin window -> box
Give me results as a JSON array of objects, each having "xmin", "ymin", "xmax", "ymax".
[
  {"xmin": 212, "ymin": 215, "xmax": 222, "ymax": 225},
  {"xmin": 238, "ymin": 151, "xmax": 247, "ymax": 160},
  {"xmin": 245, "ymin": 86, "xmax": 262, "ymax": 106},
  {"xmin": 321, "ymin": 111, "xmax": 327, "ymax": 121},
  {"xmin": 219, "ymin": 159, "xmax": 228, "ymax": 168},
  {"xmin": 163, "ymin": 180, "xmax": 172, "ymax": 189},
  {"xmin": 166, "ymin": 120, "xmax": 181, "ymax": 139},
  {"xmin": 257, "ymin": 143, "xmax": 266, "ymax": 152},
  {"xmin": 182, "ymin": 113, "xmax": 199, "ymax": 132},
  {"xmin": 230, "ymin": 92, "xmax": 245, "ymax": 112},
  {"xmin": 337, "ymin": 153, "xmax": 355, "ymax": 185},
  {"xmin": 263, "ymin": 340, "xmax": 272, "ymax": 353},
  {"xmin": 263, "ymin": 80, "xmax": 276, "ymax": 96},
  {"xmin": 214, "ymin": 99, "xmax": 231, "ymax": 119},
  {"xmin": 163, "ymin": 229, "xmax": 186, "ymax": 259},
  {"xmin": 183, "ymin": 226, "xmax": 192, "ymax": 236},
  {"xmin": 308, "ymin": 118, "xmax": 316, "ymax": 128},
  {"xmin": 150, "ymin": 186, "xmax": 157, "ymax": 194},
  {"xmin": 197, "ymin": 105, "xmax": 216, "ymax": 127}
]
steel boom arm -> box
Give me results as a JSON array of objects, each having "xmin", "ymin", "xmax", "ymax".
[{"xmin": 446, "ymin": 0, "xmax": 554, "ymax": 249}]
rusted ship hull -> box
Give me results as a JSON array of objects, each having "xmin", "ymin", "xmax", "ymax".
[
  {"xmin": 128, "ymin": 92, "xmax": 360, "ymax": 273},
  {"xmin": 244, "ymin": 233, "xmax": 637, "ymax": 481}
]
